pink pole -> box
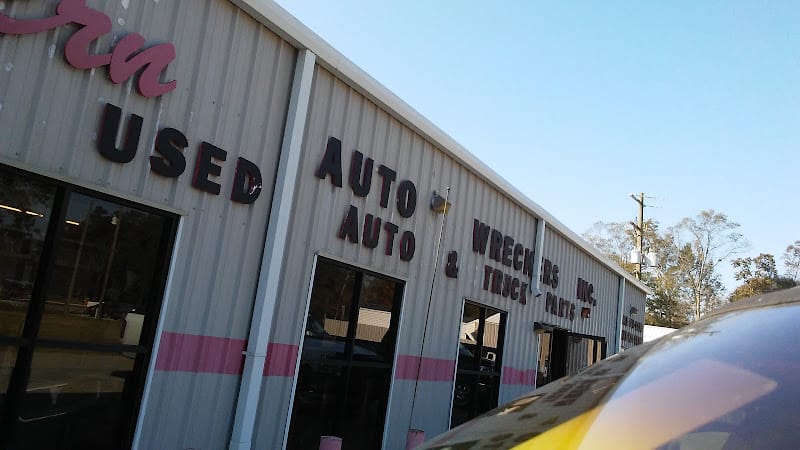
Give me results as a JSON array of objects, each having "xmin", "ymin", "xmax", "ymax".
[
  {"xmin": 319, "ymin": 436, "xmax": 342, "ymax": 450},
  {"xmin": 406, "ymin": 429, "xmax": 426, "ymax": 449}
]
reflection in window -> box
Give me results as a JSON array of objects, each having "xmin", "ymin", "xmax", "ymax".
[
  {"xmin": 451, "ymin": 301, "xmax": 506, "ymax": 428},
  {"xmin": 37, "ymin": 193, "xmax": 166, "ymax": 344},
  {"xmin": 355, "ymin": 275, "xmax": 398, "ymax": 363},
  {"xmin": 288, "ymin": 259, "xmax": 403, "ymax": 450},
  {"xmin": 0, "ymin": 165, "xmax": 177, "ymax": 450},
  {"xmin": 0, "ymin": 173, "xmax": 56, "ymax": 337},
  {"xmin": 15, "ymin": 348, "xmax": 135, "ymax": 449},
  {"xmin": 1, "ymin": 346, "xmax": 17, "ymax": 415}
]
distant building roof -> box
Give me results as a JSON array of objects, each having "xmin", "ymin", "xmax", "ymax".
[{"xmin": 644, "ymin": 325, "xmax": 677, "ymax": 342}]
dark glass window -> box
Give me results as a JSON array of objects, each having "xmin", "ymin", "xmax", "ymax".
[
  {"xmin": 0, "ymin": 165, "xmax": 177, "ymax": 450},
  {"xmin": 1, "ymin": 346, "xmax": 17, "ymax": 414},
  {"xmin": 38, "ymin": 192, "xmax": 166, "ymax": 344},
  {"xmin": 287, "ymin": 258, "xmax": 403, "ymax": 450},
  {"xmin": 451, "ymin": 301, "xmax": 506, "ymax": 428},
  {"xmin": 0, "ymin": 174, "xmax": 56, "ymax": 340}
]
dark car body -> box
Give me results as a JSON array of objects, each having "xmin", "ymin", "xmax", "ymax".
[{"xmin": 419, "ymin": 287, "xmax": 800, "ymax": 450}]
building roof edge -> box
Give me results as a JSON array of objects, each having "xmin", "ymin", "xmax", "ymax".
[{"xmin": 229, "ymin": 0, "xmax": 652, "ymax": 294}]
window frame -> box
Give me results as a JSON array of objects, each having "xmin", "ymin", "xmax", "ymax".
[
  {"xmin": 286, "ymin": 256, "xmax": 405, "ymax": 450},
  {"xmin": 450, "ymin": 299, "xmax": 508, "ymax": 429},
  {"xmin": 0, "ymin": 163, "xmax": 179, "ymax": 449}
]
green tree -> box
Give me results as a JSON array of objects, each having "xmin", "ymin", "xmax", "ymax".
[
  {"xmin": 640, "ymin": 227, "xmax": 693, "ymax": 327},
  {"xmin": 583, "ymin": 220, "xmax": 644, "ymax": 274},
  {"xmin": 645, "ymin": 266, "xmax": 691, "ymax": 327},
  {"xmin": 729, "ymin": 253, "xmax": 797, "ymax": 301},
  {"xmin": 671, "ymin": 210, "xmax": 746, "ymax": 320},
  {"xmin": 583, "ymin": 209, "xmax": 746, "ymax": 325},
  {"xmin": 583, "ymin": 220, "xmax": 690, "ymax": 327},
  {"xmin": 782, "ymin": 241, "xmax": 800, "ymax": 282}
]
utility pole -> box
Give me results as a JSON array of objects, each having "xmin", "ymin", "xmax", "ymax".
[{"xmin": 630, "ymin": 193, "xmax": 645, "ymax": 280}]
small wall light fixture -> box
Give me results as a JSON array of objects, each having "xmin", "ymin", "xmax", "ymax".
[{"xmin": 430, "ymin": 190, "xmax": 451, "ymax": 214}]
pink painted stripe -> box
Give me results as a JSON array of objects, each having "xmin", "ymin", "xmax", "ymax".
[
  {"xmin": 155, "ymin": 332, "xmax": 300, "ymax": 376},
  {"xmin": 263, "ymin": 343, "xmax": 299, "ymax": 377},
  {"xmin": 155, "ymin": 332, "xmax": 246, "ymax": 374},
  {"xmin": 501, "ymin": 367, "xmax": 536, "ymax": 386},
  {"xmin": 395, "ymin": 355, "xmax": 455, "ymax": 381}
]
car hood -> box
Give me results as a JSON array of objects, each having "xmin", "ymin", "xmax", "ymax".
[{"xmin": 419, "ymin": 287, "xmax": 800, "ymax": 449}]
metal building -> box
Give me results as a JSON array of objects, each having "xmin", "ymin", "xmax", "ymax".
[{"xmin": 0, "ymin": 1, "xmax": 649, "ymax": 449}]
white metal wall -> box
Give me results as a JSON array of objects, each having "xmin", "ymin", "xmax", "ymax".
[
  {"xmin": 252, "ymin": 64, "xmax": 634, "ymax": 449},
  {"xmin": 1, "ymin": 1, "xmax": 297, "ymax": 448},
  {"xmin": 2, "ymin": 1, "xmax": 651, "ymax": 448},
  {"xmin": 622, "ymin": 280, "xmax": 647, "ymax": 350},
  {"xmin": 540, "ymin": 230, "xmax": 622, "ymax": 341}
]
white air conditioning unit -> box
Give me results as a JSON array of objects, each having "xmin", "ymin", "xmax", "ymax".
[
  {"xmin": 646, "ymin": 251, "xmax": 658, "ymax": 268},
  {"xmin": 630, "ymin": 249, "xmax": 642, "ymax": 264}
]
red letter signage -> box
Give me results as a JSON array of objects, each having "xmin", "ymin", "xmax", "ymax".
[{"xmin": 0, "ymin": 0, "xmax": 176, "ymax": 97}]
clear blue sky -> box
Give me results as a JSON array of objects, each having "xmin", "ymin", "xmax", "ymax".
[{"xmin": 274, "ymin": 0, "xmax": 800, "ymax": 292}]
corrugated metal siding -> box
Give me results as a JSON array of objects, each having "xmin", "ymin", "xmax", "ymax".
[
  {"xmin": 1, "ymin": 1, "xmax": 297, "ymax": 448},
  {"xmin": 140, "ymin": 372, "xmax": 242, "ymax": 450},
  {"xmin": 566, "ymin": 339, "xmax": 590, "ymax": 372},
  {"xmin": 3, "ymin": 2, "xmax": 651, "ymax": 448},
  {"xmin": 540, "ymin": 229, "xmax": 621, "ymax": 342},
  {"xmin": 257, "ymin": 65, "xmax": 547, "ymax": 448},
  {"xmin": 622, "ymin": 280, "xmax": 647, "ymax": 350}
]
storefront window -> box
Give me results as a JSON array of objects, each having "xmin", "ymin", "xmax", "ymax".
[
  {"xmin": 0, "ymin": 165, "xmax": 176, "ymax": 450},
  {"xmin": 287, "ymin": 258, "xmax": 403, "ymax": 450},
  {"xmin": 38, "ymin": 192, "xmax": 166, "ymax": 345},
  {"xmin": 451, "ymin": 301, "xmax": 506, "ymax": 428},
  {"xmin": 1, "ymin": 346, "xmax": 17, "ymax": 415},
  {"xmin": 0, "ymin": 174, "xmax": 56, "ymax": 338}
]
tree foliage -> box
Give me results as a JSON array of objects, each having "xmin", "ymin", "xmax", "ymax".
[
  {"xmin": 671, "ymin": 210, "xmax": 746, "ymax": 320},
  {"xmin": 584, "ymin": 219, "xmax": 689, "ymax": 327},
  {"xmin": 585, "ymin": 207, "xmax": 800, "ymax": 325},
  {"xmin": 782, "ymin": 241, "xmax": 800, "ymax": 282},
  {"xmin": 729, "ymin": 253, "xmax": 797, "ymax": 301},
  {"xmin": 583, "ymin": 209, "xmax": 746, "ymax": 326},
  {"xmin": 583, "ymin": 220, "xmax": 642, "ymax": 275}
]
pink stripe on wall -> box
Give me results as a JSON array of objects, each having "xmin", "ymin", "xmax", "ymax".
[
  {"xmin": 263, "ymin": 343, "xmax": 299, "ymax": 376},
  {"xmin": 395, "ymin": 355, "xmax": 455, "ymax": 381},
  {"xmin": 155, "ymin": 332, "xmax": 299, "ymax": 377},
  {"xmin": 501, "ymin": 367, "xmax": 536, "ymax": 386},
  {"xmin": 155, "ymin": 332, "xmax": 246, "ymax": 374}
]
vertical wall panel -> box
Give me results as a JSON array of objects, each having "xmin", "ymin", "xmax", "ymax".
[
  {"xmin": 3, "ymin": 1, "xmax": 650, "ymax": 448},
  {"xmin": 540, "ymin": 230, "xmax": 621, "ymax": 342},
  {"xmin": 257, "ymin": 65, "xmax": 569, "ymax": 447},
  {"xmin": 1, "ymin": 1, "xmax": 297, "ymax": 448},
  {"xmin": 622, "ymin": 281, "xmax": 647, "ymax": 350}
]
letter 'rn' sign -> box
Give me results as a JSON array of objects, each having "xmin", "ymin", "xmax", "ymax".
[{"xmin": 0, "ymin": 0, "xmax": 176, "ymax": 98}]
